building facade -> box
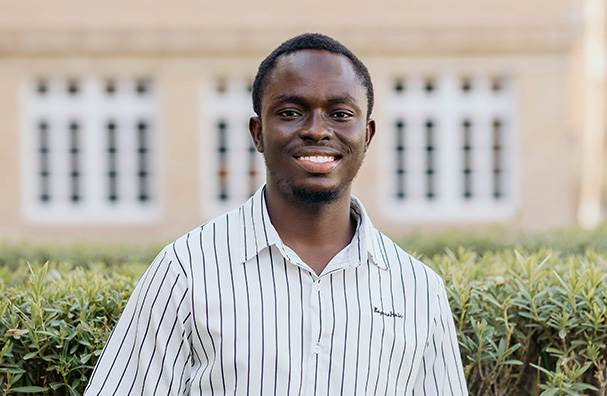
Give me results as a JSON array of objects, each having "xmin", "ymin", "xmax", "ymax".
[{"xmin": 0, "ymin": 0, "xmax": 604, "ymax": 242}]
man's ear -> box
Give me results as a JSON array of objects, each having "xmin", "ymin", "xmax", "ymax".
[
  {"xmin": 249, "ymin": 116, "xmax": 263, "ymax": 153},
  {"xmin": 365, "ymin": 118, "xmax": 376, "ymax": 150}
]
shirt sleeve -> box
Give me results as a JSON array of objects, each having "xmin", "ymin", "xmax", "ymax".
[
  {"xmin": 84, "ymin": 247, "xmax": 193, "ymax": 396},
  {"xmin": 413, "ymin": 282, "xmax": 469, "ymax": 395}
]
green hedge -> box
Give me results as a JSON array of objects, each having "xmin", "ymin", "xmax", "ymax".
[
  {"xmin": 1, "ymin": 248, "xmax": 607, "ymax": 395},
  {"xmin": 0, "ymin": 241, "xmax": 163, "ymax": 272},
  {"xmin": 0, "ymin": 262, "xmax": 147, "ymax": 395},
  {"xmin": 397, "ymin": 225, "xmax": 607, "ymax": 257},
  {"xmin": 2, "ymin": 224, "xmax": 607, "ymax": 271},
  {"xmin": 431, "ymin": 248, "xmax": 607, "ymax": 396}
]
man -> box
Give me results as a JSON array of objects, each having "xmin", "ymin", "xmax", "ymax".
[{"xmin": 85, "ymin": 33, "xmax": 468, "ymax": 395}]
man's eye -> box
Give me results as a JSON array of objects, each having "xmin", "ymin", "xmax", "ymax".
[
  {"xmin": 331, "ymin": 111, "xmax": 353, "ymax": 119},
  {"xmin": 278, "ymin": 110, "xmax": 300, "ymax": 117}
]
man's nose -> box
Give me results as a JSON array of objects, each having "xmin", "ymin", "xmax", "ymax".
[{"xmin": 300, "ymin": 111, "xmax": 332, "ymax": 142}]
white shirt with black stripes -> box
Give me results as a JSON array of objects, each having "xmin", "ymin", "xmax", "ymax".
[{"xmin": 85, "ymin": 185, "xmax": 468, "ymax": 396}]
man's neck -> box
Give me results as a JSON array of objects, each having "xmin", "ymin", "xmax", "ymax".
[{"xmin": 264, "ymin": 184, "xmax": 356, "ymax": 276}]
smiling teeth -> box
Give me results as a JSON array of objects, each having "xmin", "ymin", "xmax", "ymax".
[{"xmin": 299, "ymin": 156, "xmax": 335, "ymax": 163}]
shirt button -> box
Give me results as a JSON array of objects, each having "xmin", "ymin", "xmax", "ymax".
[
  {"xmin": 314, "ymin": 282, "xmax": 321, "ymax": 291},
  {"xmin": 313, "ymin": 345, "xmax": 321, "ymax": 354}
]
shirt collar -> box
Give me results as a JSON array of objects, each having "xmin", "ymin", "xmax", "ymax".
[{"xmin": 237, "ymin": 185, "xmax": 388, "ymax": 270}]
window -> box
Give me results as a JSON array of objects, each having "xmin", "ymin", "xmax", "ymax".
[
  {"xmin": 381, "ymin": 74, "xmax": 518, "ymax": 222},
  {"xmin": 200, "ymin": 77, "xmax": 265, "ymax": 217},
  {"xmin": 22, "ymin": 77, "xmax": 160, "ymax": 223}
]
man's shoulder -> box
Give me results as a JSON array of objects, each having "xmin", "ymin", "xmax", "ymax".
[
  {"xmin": 351, "ymin": 196, "xmax": 442, "ymax": 289},
  {"xmin": 378, "ymin": 232, "xmax": 445, "ymax": 292},
  {"xmin": 164, "ymin": 205, "xmax": 243, "ymax": 262},
  {"xmin": 170, "ymin": 209, "xmax": 227, "ymax": 241}
]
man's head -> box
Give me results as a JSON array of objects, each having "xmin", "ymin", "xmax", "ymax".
[
  {"xmin": 249, "ymin": 34, "xmax": 376, "ymax": 207},
  {"xmin": 252, "ymin": 33, "xmax": 374, "ymax": 121}
]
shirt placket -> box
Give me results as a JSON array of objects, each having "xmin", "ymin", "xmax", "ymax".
[{"xmin": 304, "ymin": 275, "xmax": 329, "ymax": 396}]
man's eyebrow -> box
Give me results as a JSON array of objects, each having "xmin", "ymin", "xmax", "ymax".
[
  {"xmin": 272, "ymin": 94, "xmax": 306, "ymax": 104},
  {"xmin": 271, "ymin": 93, "xmax": 359, "ymax": 106},
  {"xmin": 327, "ymin": 94, "xmax": 358, "ymax": 105}
]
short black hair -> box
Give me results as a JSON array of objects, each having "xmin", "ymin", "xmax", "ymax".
[{"xmin": 252, "ymin": 33, "xmax": 374, "ymax": 119}]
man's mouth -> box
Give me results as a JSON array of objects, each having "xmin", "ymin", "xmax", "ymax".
[
  {"xmin": 297, "ymin": 155, "xmax": 335, "ymax": 163},
  {"xmin": 295, "ymin": 155, "xmax": 340, "ymax": 173}
]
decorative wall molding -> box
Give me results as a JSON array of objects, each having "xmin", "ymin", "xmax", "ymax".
[{"xmin": 0, "ymin": 26, "xmax": 580, "ymax": 57}]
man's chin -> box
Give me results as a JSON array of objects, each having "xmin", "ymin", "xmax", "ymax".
[{"xmin": 289, "ymin": 184, "xmax": 342, "ymax": 207}]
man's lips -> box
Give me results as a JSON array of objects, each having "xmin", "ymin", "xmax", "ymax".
[{"xmin": 294, "ymin": 155, "xmax": 340, "ymax": 173}]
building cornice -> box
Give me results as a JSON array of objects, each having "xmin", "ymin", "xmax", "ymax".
[{"xmin": 0, "ymin": 26, "xmax": 581, "ymax": 58}]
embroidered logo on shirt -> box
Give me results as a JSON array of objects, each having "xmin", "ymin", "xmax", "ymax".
[{"xmin": 373, "ymin": 307, "xmax": 404, "ymax": 318}]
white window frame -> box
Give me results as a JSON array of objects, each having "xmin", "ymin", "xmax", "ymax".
[
  {"xmin": 20, "ymin": 76, "xmax": 161, "ymax": 224},
  {"xmin": 199, "ymin": 77, "xmax": 266, "ymax": 218},
  {"xmin": 378, "ymin": 71, "xmax": 519, "ymax": 222}
]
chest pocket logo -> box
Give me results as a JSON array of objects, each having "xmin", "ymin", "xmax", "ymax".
[{"xmin": 373, "ymin": 306, "xmax": 403, "ymax": 318}]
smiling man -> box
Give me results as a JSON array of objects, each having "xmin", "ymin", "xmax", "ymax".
[
  {"xmin": 248, "ymin": 45, "xmax": 375, "ymax": 276},
  {"xmin": 85, "ymin": 33, "xmax": 468, "ymax": 396}
]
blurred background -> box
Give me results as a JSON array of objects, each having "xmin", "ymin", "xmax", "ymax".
[{"xmin": 0, "ymin": 0, "xmax": 605, "ymax": 244}]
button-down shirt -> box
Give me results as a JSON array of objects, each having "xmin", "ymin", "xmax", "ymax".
[{"xmin": 85, "ymin": 186, "xmax": 468, "ymax": 395}]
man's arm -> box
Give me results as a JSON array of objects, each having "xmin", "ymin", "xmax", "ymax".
[
  {"xmin": 85, "ymin": 247, "xmax": 192, "ymax": 396},
  {"xmin": 413, "ymin": 282, "xmax": 469, "ymax": 395}
]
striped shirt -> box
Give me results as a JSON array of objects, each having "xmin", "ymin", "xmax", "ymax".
[{"xmin": 85, "ymin": 186, "xmax": 468, "ymax": 396}]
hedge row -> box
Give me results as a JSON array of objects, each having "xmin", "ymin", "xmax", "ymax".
[
  {"xmin": 1, "ymin": 248, "xmax": 607, "ymax": 395},
  {"xmin": 2, "ymin": 224, "xmax": 607, "ymax": 271},
  {"xmin": 0, "ymin": 242, "xmax": 163, "ymax": 272},
  {"xmin": 398, "ymin": 225, "xmax": 607, "ymax": 257},
  {"xmin": 431, "ymin": 248, "xmax": 607, "ymax": 396},
  {"xmin": 0, "ymin": 262, "xmax": 147, "ymax": 395}
]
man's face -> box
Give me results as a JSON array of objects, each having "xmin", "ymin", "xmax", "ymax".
[{"xmin": 249, "ymin": 50, "xmax": 375, "ymax": 205}]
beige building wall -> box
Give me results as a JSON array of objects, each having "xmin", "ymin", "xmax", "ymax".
[{"xmin": 0, "ymin": 0, "xmax": 600, "ymax": 242}]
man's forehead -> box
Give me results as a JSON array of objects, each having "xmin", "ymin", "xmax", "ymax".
[
  {"xmin": 272, "ymin": 49, "xmax": 354, "ymax": 76},
  {"xmin": 257, "ymin": 48, "xmax": 370, "ymax": 117},
  {"xmin": 264, "ymin": 50, "xmax": 363, "ymax": 98}
]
